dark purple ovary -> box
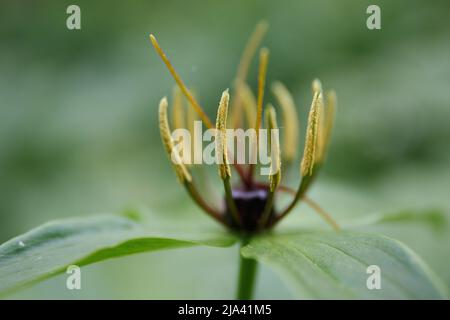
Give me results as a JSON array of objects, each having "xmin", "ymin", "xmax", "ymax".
[{"xmin": 225, "ymin": 187, "xmax": 276, "ymax": 232}]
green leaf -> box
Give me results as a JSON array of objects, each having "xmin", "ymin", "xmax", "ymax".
[
  {"xmin": 0, "ymin": 214, "xmax": 237, "ymax": 296},
  {"xmin": 345, "ymin": 208, "xmax": 447, "ymax": 232},
  {"xmin": 242, "ymin": 231, "xmax": 447, "ymax": 299}
]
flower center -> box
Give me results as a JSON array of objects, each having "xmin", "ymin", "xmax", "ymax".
[{"xmin": 225, "ymin": 187, "xmax": 276, "ymax": 232}]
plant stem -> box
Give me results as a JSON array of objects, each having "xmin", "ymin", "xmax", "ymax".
[{"xmin": 236, "ymin": 239, "xmax": 258, "ymax": 300}]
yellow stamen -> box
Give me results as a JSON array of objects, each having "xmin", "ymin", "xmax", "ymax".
[
  {"xmin": 312, "ymin": 78, "xmax": 322, "ymax": 94},
  {"xmin": 150, "ymin": 34, "xmax": 214, "ymax": 129},
  {"xmin": 186, "ymin": 97, "xmax": 199, "ymax": 165},
  {"xmin": 158, "ymin": 97, "xmax": 192, "ymax": 183},
  {"xmin": 235, "ymin": 21, "xmax": 269, "ymax": 85},
  {"xmin": 312, "ymin": 78, "xmax": 325, "ymax": 162},
  {"xmin": 230, "ymin": 21, "xmax": 269, "ymax": 128},
  {"xmin": 215, "ymin": 89, "xmax": 231, "ymax": 179},
  {"xmin": 271, "ymin": 82, "xmax": 299, "ymax": 162},
  {"xmin": 265, "ymin": 105, "xmax": 281, "ymax": 191},
  {"xmin": 324, "ymin": 90, "xmax": 337, "ymax": 152},
  {"xmin": 239, "ymin": 83, "xmax": 257, "ymax": 128},
  {"xmin": 186, "ymin": 98, "xmax": 198, "ymax": 136},
  {"xmin": 172, "ymin": 87, "xmax": 188, "ymax": 163},
  {"xmin": 254, "ymin": 48, "xmax": 269, "ymax": 136},
  {"xmin": 300, "ymin": 92, "xmax": 321, "ymax": 176},
  {"xmin": 216, "ymin": 90, "xmax": 242, "ymax": 227},
  {"xmin": 316, "ymin": 90, "xmax": 336, "ymax": 163},
  {"xmin": 172, "ymin": 87, "xmax": 185, "ymax": 130},
  {"xmin": 316, "ymin": 95, "xmax": 326, "ymax": 163}
]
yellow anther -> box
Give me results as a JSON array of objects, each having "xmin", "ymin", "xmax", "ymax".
[
  {"xmin": 186, "ymin": 93, "xmax": 200, "ymax": 165},
  {"xmin": 300, "ymin": 92, "xmax": 321, "ymax": 176},
  {"xmin": 158, "ymin": 97, "xmax": 192, "ymax": 183},
  {"xmin": 312, "ymin": 78, "xmax": 323, "ymax": 94},
  {"xmin": 255, "ymin": 47, "xmax": 269, "ymax": 135},
  {"xmin": 235, "ymin": 21, "xmax": 269, "ymax": 85},
  {"xmin": 230, "ymin": 20, "xmax": 269, "ymax": 128},
  {"xmin": 215, "ymin": 90, "xmax": 231, "ymax": 179},
  {"xmin": 316, "ymin": 92, "xmax": 326, "ymax": 163},
  {"xmin": 317, "ymin": 90, "xmax": 336, "ymax": 163},
  {"xmin": 239, "ymin": 83, "xmax": 257, "ymax": 128},
  {"xmin": 271, "ymin": 82, "xmax": 299, "ymax": 162},
  {"xmin": 324, "ymin": 90, "xmax": 337, "ymax": 148},
  {"xmin": 172, "ymin": 87, "xmax": 185, "ymax": 130}
]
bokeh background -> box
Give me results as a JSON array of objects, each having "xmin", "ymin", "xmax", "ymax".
[{"xmin": 1, "ymin": 0, "xmax": 449, "ymax": 299}]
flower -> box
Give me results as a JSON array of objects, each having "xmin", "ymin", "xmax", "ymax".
[{"xmin": 150, "ymin": 22, "xmax": 339, "ymax": 234}]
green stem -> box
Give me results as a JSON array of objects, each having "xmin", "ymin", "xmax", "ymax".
[{"xmin": 236, "ymin": 239, "xmax": 258, "ymax": 300}]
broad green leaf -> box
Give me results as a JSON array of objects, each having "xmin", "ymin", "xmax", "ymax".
[
  {"xmin": 242, "ymin": 231, "xmax": 447, "ymax": 299},
  {"xmin": 0, "ymin": 214, "xmax": 237, "ymax": 296}
]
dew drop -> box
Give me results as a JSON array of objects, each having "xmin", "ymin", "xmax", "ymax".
[{"xmin": 18, "ymin": 241, "xmax": 25, "ymax": 247}]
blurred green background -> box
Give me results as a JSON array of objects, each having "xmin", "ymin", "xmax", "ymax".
[{"xmin": 1, "ymin": 0, "xmax": 450, "ymax": 299}]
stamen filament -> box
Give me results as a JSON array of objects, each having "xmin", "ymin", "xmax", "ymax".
[
  {"xmin": 302, "ymin": 196, "xmax": 340, "ymax": 231},
  {"xmin": 223, "ymin": 177, "xmax": 243, "ymax": 227},
  {"xmin": 269, "ymin": 182, "xmax": 340, "ymax": 231},
  {"xmin": 259, "ymin": 191, "xmax": 275, "ymax": 229}
]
